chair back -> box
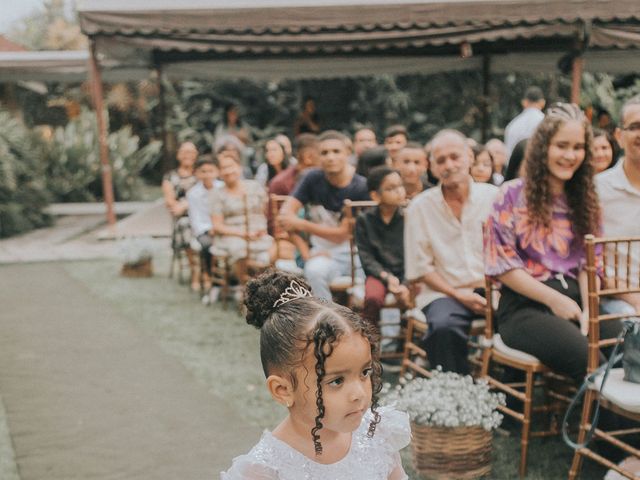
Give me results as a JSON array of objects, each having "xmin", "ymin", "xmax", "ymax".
[
  {"xmin": 270, "ymin": 194, "xmax": 291, "ymax": 260},
  {"xmin": 243, "ymin": 193, "xmax": 251, "ymax": 260},
  {"xmin": 584, "ymin": 234, "xmax": 640, "ymax": 373},
  {"xmin": 484, "ymin": 275, "xmax": 496, "ymax": 341},
  {"xmin": 343, "ymin": 200, "xmax": 378, "ymax": 285}
]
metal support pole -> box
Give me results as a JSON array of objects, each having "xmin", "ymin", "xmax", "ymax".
[
  {"xmin": 571, "ymin": 55, "xmax": 584, "ymax": 105},
  {"xmin": 481, "ymin": 54, "xmax": 491, "ymax": 143},
  {"xmin": 88, "ymin": 40, "xmax": 116, "ymax": 227}
]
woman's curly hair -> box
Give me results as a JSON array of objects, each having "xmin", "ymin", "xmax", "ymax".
[
  {"xmin": 524, "ymin": 102, "xmax": 600, "ymax": 238},
  {"xmin": 245, "ymin": 269, "xmax": 382, "ymax": 456}
]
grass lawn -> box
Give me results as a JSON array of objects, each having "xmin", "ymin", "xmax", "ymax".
[{"xmin": 60, "ymin": 255, "xmax": 608, "ymax": 479}]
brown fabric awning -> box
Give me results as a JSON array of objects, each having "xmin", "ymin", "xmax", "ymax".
[
  {"xmin": 77, "ymin": 0, "xmax": 640, "ymax": 77},
  {"xmin": 79, "ymin": 1, "xmax": 640, "ymax": 35}
]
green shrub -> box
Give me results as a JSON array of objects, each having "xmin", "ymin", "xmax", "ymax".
[
  {"xmin": 45, "ymin": 108, "xmax": 162, "ymax": 202},
  {"xmin": 0, "ymin": 108, "xmax": 52, "ymax": 238}
]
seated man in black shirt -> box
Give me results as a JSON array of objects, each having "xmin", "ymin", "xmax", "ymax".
[
  {"xmin": 278, "ymin": 130, "xmax": 369, "ymax": 299},
  {"xmin": 355, "ymin": 166, "xmax": 410, "ymax": 327}
]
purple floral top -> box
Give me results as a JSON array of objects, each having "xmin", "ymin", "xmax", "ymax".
[{"xmin": 483, "ymin": 179, "xmax": 599, "ymax": 281}]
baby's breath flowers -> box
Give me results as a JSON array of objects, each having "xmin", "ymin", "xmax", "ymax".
[
  {"xmin": 382, "ymin": 370, "xmax": 506, "ymax": 431},
  {"xmin": 117, "ymin": 236, "xmax": 154, "ymax": 266}
]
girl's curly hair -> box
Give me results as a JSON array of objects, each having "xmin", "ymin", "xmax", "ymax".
[
  {"xmin": 245, "ymin": 269, "xmax": 382, "ymax": 456},
  {"xmin": 524, "ymin": 102, "xmax": 600, "ymax": 238}
]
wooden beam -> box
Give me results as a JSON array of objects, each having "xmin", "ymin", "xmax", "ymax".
[
  {"xmin": 88, "ymin": 40, "xmax": 116, "ymax": 227},
  {"xmin": 571, "ymin": 55, "xmax": 584, "ymax": 105}
]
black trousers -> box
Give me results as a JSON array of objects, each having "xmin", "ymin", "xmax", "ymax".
[
  {"xmin": 196, "ymin": 233, "xmax": 213, "ymax": 276},
  {"xmin": 497, "ymin": 277, "xmax": 623, "ymax": 383},
  {"xmin": 420, "ymin": 296, "xmax": 481, "ymax": 375}
]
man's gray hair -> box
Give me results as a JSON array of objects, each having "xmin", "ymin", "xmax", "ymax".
[
  {"xmin": 428, "ymin": 129, "xmax": 468, "ymax": 160},
  {"xmin": 620, "ymin": 95, "xmax": 640, "ymax": 125}
]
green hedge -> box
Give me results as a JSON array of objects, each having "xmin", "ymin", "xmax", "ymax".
[{"xmin": 0, "ymin": 108, "xmax": 52, "ymax": 238}]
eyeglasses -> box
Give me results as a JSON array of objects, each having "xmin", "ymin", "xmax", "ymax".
[{"xmin": 621, "ymin": 122, "xmax": 640, "ymax": 133}]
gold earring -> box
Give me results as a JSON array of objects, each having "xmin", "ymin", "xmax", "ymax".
[{"xmin": 286, "ymin": 401, "xmax": 291, "ymax": 408}]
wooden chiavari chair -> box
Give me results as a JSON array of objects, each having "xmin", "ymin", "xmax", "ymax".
[{"xmin": 568, "ymin": 234, "xmax": 640, "ymax": 480}]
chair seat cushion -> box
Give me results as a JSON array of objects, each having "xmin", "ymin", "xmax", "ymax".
[
  {"xmin": 330, "ymin": 275, "xmax": 353, "ymax": 289},
  {"xmin": 470, "ymin": 318, "xmax": 486, "ymax": 332},
  {"xmin": 405, "ymin": 308, "xmax": 427, "ymax": 323},
  {"xmin": 590, "ymin": 368, "xmax": 640, "ymax": 414},
  {"xmin": 383, "ymin": 293, "xmax": 398, "ymax": 307},
  {"xmin": 345, "ymin": 286, "xmax": 396, "ymax": 304},
  {"xmin": 493, "ymin": 334, "xmax": 540, "ymax": 364},
  {"xmin": 274, "ymin": 259, "xmax": 303, "ymax": 275}
]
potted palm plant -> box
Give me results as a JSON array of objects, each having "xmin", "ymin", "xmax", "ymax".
[{"xmin": 384, "ymin": 370, "xmax": 505, "ymax": 479}]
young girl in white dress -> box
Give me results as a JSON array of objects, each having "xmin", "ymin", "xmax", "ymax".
[{"xmin": 220, "ymin": 270, "xmax": 410, "ymax": 480}]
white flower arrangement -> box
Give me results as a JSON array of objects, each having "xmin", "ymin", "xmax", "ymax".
[
  {"xmin": 383, "ymin": 370, "xmax": 506, "ymax": 431},
  {"xmin": 117, "ymin": 236, "xmax": 154, "ymax": 266}
]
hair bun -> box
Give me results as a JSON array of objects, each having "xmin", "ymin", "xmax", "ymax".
[{"xmin": 244, "ymin": 269, "xmax": 312, "ymax": 329}]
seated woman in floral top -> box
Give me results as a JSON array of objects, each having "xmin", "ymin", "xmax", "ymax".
[{"xmin": 483, "ymin": 103, "xmax": 622, "ymax": 382}]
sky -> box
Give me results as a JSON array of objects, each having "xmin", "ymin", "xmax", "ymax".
[{"xmin": 1, "ymin": 0, "xmax": 46, "ymax": 34}]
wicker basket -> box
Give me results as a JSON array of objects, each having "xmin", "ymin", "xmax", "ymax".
[
  {"xmin": 121, "ymin": 259, "xmax": 153, "ymax": 278},
  {"xmin": 410, "ymin": 423, "xmax": 492, "ymax": 480}
]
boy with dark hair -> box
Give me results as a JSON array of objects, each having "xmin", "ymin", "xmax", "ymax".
[
  {"xmin": 186, "ymin": 154, "xmax": 221, "ymax": 290},
  {"xmin": 278, "ymin": 129, "xmax": 369, "ymax": 300},
  {"xmin": 394, "ymin": 142, "xmax": 432, "ymax": 200},
  {"xmin": 356, "ymin": 165, "xmax": 410, "ymax": 327},
  {"xmin": 383, "ymin": 124, "xmax": 409, "ymax": 163}
]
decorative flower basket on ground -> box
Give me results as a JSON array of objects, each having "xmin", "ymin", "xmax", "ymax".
[
  {"xmin": 384, "ymin": 370, "xmax": 505, "ymax": 480},
  {"xmin": 118, "ymin": 237, "xmax": 154, "ymax": 278},
  {"xmin": 121, "ymin": 258, "xmax": 153, "ymax": 278}
]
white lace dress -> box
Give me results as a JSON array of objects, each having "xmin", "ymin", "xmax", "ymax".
[{"xmin": 220, "ymin": 407, "xmax": 410, "ymax": 480}]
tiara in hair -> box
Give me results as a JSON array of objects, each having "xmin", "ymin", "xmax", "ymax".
[{"xmin": 273, "ymin": 280, "xmax": 312, "ymax": 309}]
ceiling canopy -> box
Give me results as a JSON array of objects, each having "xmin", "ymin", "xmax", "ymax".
[{"xmin": 71, "ymin": 1, "xmax": 640, "ymax": 79}]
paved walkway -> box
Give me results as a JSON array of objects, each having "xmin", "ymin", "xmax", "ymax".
[
  {"xmin": 0, "ymin": 201, "xmax": 172, "ymax": 264},
  {"xmin": 0, "ymin": 263, "xmax": 259, "ymax": 479}
]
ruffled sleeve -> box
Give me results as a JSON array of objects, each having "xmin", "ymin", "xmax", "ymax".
[
  {"xmin": 220, "ymin": 455, "xmax": 279, "ymax": 480},
  {"xmin": 374, "ymin": 407, "xmax": 411, "ymax": 480},
  {"xmin": 483, "ymin": 181, "xmax": 526, "ymax": 277},
  {"xmin": 375, "ymin": 406, "xmax": 411, "ymax": 452}
]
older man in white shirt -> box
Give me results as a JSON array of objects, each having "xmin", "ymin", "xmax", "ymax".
[
  {"xmin": 504, "ymin": 86, "xmax": 546, "ymax": 159},
  {"xmin": 405, "ymin": 129, "xmax": 498, "ymax": 374},
  {"xmin": 597, "ymin": 95, "xmax": 640, "ymax": 313}
]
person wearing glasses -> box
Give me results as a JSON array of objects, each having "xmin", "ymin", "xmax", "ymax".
[{"xmin": 596, "ymin": 95, "xmax": 640, "ymax": 315}]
